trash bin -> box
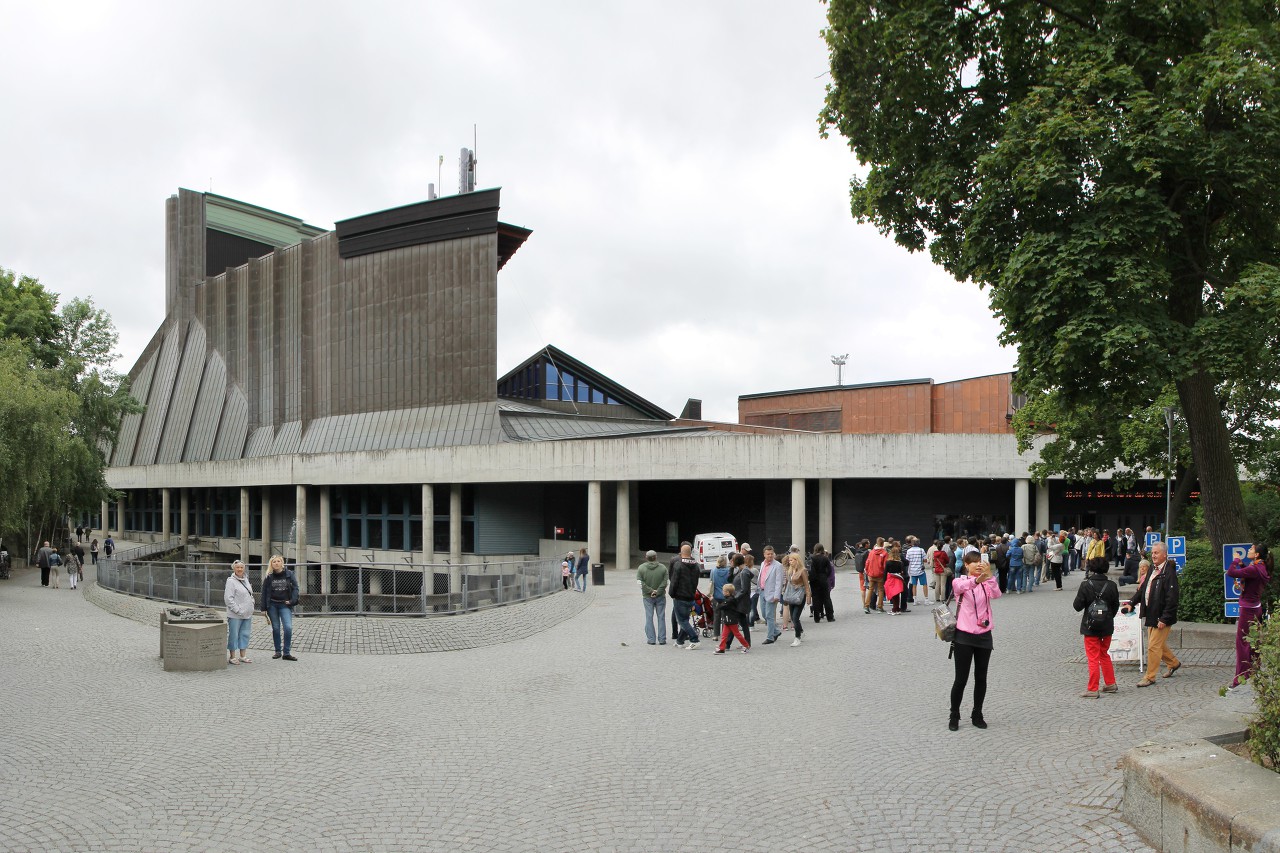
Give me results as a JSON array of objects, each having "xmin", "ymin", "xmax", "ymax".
[{"xmin": 591, "ymin": 562, "xmax": 605, "ymax": 586}]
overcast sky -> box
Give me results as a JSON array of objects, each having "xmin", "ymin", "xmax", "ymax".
[{"xmin": 1, "ymin": 1, "xmax": 1014, "ymax": 422}]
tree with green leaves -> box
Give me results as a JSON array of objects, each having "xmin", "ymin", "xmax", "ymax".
[
  {"xmin": 820, "ymin": 0, "xmax": 1280, "ymax": 550},
  {"xmin": 0, "ymin": 267, "xmax": 140, "ymax": 555}
]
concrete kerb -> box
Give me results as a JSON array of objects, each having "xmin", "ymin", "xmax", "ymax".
[{"xmin": 1121, "ymin": 683, "xmax": 1280, "ymax": 852}]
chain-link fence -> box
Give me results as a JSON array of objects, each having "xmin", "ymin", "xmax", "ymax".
[{"xmin": 95, "ymin": 557, "xmax": 564, "ymax": 616}]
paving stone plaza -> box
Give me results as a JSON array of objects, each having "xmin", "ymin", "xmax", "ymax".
[{"xmin": 0, "ymin": 560, "xmax": 1236, "ymax": 852}]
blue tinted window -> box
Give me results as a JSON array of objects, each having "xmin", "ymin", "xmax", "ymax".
[
  {"xmin": 545, "ymin": 364, "xmax": 559, "ymax": 400},
  {"xmin": 578, "ymin": 382, "xmax": 589, "ymax": 402},
  {"xmin": 592, "ymin": 389, "xmax": 604, "ymax": 404}
]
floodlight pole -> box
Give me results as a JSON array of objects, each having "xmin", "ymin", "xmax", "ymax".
[{"xmin": 831, "ymin": 354, "xmax": 849, "ymax": 386}]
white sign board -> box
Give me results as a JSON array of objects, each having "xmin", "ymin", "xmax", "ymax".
[{"xmin": 1108, "ymin": 613, "xmax": 1145, "ymax": 666}]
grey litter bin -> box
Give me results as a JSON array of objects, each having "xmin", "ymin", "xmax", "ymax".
[{"xmin": 591, "ymin": 563, "xmax": 605, "ymax": 586}]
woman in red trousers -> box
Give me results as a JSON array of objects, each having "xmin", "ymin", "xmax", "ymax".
[{"xmin": 1072, "ymin": 557, "xmax": 1120, "ymax": 697}]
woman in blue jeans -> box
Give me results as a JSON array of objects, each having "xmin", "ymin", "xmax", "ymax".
[
  {"xmin": 574, "ymin": 549, "xmax": 590, "ymax": 592},
  {"xmin": 260, "ymin": 555, "xmax": 300, "ymax": 661}
]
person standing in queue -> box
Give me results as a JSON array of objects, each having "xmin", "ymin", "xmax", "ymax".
[
  {"xmin": 260, "ymin": 555, "xmax": 299, "ymax": 661},
  {"xmin": 949, "ymin": 551, "xmax": 1001, "ymax": 730}
]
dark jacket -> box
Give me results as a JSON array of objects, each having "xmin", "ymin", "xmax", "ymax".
[
  {"xmin": 1073, "ymin": 572, "xmax": 1120, "ymax": 636},
  {"xmin": 809, "ymin": 554, "xmax": 833, "ymax": 588},
  {"xmin": 261, "ymin": 569, "xmax": 299, "ymax": 609},
  {"xmin": 731, "ymin": 567, "xmax": 754, "ymax": 614},
  {"xmin": 1128, "ymin": 562, "xmax": 1179, "ymax": 627},
  {"xmin": 718, "ymin": 595, "xmax": 740, "ymax": 623},
  {"xmin": 668, "ymin": 556, "xmax": 699, "ymax": 600}
]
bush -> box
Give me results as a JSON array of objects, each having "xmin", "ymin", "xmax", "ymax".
[
  {"xmin": 1247, "ymin": 615, "xmax": 1280, "ymax": 773},
  {"xmin": 1179, "ymin": 538, "xmax": 1228, "ymax": 624}
]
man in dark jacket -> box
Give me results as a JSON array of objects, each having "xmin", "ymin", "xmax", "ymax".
[
  {"xmin": 36, "ymin": 541, "xmax": 52, "ymax": 587},
  {"xmin": 668, "ymin": 543, "xmax": 701, "ymax": 649},
  {"xmin": 809, "ymin": 545, "xmax": 835, "ymax": 622},
  {"xmin": 1121, "ymin": 542, "xmax": 1181, "ymax": 687}
]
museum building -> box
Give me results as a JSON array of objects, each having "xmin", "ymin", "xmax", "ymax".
[{"xmin": 97, "ymin": 187, "xmax": 1172, "ymax": 588}]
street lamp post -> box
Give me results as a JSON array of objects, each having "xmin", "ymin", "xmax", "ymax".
[{"xmin": 1164, "ymin": 407, "xmax": 1174, "ymax": 536}]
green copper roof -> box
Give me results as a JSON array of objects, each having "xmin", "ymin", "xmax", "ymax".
[{"xmin": 204, "ymin": 192, "xmax": 327, "ymax": 248}]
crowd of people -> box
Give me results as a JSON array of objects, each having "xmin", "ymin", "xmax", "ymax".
[{"xmin": 633, "ymin": 528, "xmax": 1274, "ymax": 728}]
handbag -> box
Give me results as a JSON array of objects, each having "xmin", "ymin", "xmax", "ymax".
[
  {"xmin": 783, "ymin": 580, "xmax": 805, "ymax": 605},
  {"xmin": 932, "ymin": 597, "xmax": 957, "ymax": 642}
]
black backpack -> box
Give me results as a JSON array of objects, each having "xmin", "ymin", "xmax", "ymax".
[{"xmin": 1085, "ymin": 579, "xmax": 1110, "ymax": 632}]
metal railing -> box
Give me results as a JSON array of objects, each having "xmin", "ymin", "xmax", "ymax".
[
  {"xmin": 108, "ymin": 538, "xmax": 183, "ymax": 563},
  {"xmin": 94, "ymin": 557, "xmax": 564, "ymax": 616}
]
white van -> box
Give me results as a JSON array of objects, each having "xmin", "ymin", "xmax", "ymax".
[{"xmin": 693, "ymin": 532, "xmax": 737, "ymax": 577}]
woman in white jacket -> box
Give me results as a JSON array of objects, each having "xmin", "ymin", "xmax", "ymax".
[{"xmin": 224, "ymin": 560, "xmax": 256, "ymax": 664}]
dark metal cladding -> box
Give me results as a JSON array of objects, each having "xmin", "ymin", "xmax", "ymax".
[{"xmin": 334, "ymin": 188, "xmax": 530, "ymax": 266}]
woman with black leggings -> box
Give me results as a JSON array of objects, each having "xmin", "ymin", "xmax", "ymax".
[{"xmin": 949, "ymin": 551, "xmax": 1002, "ymax": 730}]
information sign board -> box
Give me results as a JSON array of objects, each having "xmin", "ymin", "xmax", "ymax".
[
  {"xmin": 1145, "ymin": 532, "xmax": 1162, "ymax": 549},
  {"xmin": 1167, "ymin": 536, "xmax": 1186, "ymax": 557}
]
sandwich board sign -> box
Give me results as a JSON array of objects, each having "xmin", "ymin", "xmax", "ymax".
[{"xmin": 1108, "ymin": 612, "xmax": 1145, "ymax": 667}]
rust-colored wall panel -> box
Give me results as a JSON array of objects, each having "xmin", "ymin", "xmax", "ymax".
[{"xmin": 740, "ymin": 373, "xmax": 1012, "ymax": 436}]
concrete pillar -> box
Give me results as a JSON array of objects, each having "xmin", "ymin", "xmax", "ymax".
[
  {"xmin": 117, "ymin": 494, "xmax": 127, "ymax": 535},
  {"xmin": 449, "ymin": 484, "xmax": 462, "ymax": 593},
  {"xmin": 421, "ymin": 484, "xmax": 435, "ymax": 565},
  {"xmin": 179, "ymin": 489, "xmax": 189, "ymax": 547},
  {"xmin": 818, "ymin": 478, "xmax": 833, "ymax": 550},
  {"xmin": 318, "ymin": 486, "xmax": 331, "ymax": 596},
  {"xmin": 239, "ymin": 487, "xmax": 250, "ymax": 561},
  {"xmin": 295, "ymin": 485, "xmax": 308, "ymax": 594},
  {"xmin": 100, "ymin": 500, "xmax": 108, "ymax": 539},
  {"xmin": 587, "ymin": 481, "xmax": 602, "ymax": 570},
  {"xmin": 161, "ymin": 488, "xmax": 172, "ymax": 542},
  {"xmin": 1035, "ymin": 482, "xmax": 1050, "ymax": 532},
  {"xmin": 615, "ymin": 481, "xmax": 631, "ymax": 572},
  {"xmin": 1014, "ymin": 479, "xmax": 1030, "ymax": 536},
  {"xmin": 260, "ymin": 489, "xmax": 271, "ymax": 572},
  {"xmin": 629, "ymin": 482, "xmax": 640, "ymax": 556},
  {"xmin": 791, "ymin": 478, "xmax": 806, "ymax": 552}
]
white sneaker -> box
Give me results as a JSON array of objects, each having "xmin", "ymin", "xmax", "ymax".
[
  {"xmin": 688, "ymin": 643, "xmax": 700, "ymax": 651},
  {"xmin": 791, "ymin": 638, "xmax": 802, "ymax": 647}
]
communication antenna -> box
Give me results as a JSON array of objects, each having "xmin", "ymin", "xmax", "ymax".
[
  {"xmin": 458, "ymin": 147, "xmax": 476, "ymax": 194},
  {"xmin": 831, "ymin": 354, "xmax": 849, "ymax": 385}
]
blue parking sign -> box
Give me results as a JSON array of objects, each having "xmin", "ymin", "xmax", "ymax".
[
  {"xmin": 1145, "ymin": 532, "xmax": 1162, "ymax": 549},
  {"xmin": 1167, "ymin": 536, "xmax": 1185, "ymax": 557},
  {"xmin": 1223, "ymin": 543, "xmax": 1251, "ymax": 616},
  {"xmin": 1172, "ymin": 554, "xmax": 1186, "ymax": 573}
]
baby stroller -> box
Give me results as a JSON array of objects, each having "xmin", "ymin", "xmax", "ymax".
[{"xmin": 692, "ymin": 589, "xmax": 716, "ymax": 639}]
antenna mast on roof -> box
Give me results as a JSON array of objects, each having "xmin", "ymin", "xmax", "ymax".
[{"xmin": 458, "ymin": 126, "xmax": 478, "ymax": 194}]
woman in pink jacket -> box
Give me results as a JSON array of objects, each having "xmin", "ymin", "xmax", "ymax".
[
  {"xmin": 1226, "ymin": 543, "xmax": 1272, "ymax": 690},
  {"xmin": 949, "ymin": 551, "xmax": 1002, "ymax": 730}
]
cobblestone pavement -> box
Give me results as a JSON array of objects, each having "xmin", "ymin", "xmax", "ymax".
[
  {"xmin": 0, "ymin": 563, "xmax": 1236, "ymax": 852},
  {"xmin": 84, "ymin": 577, "xmax": 593, "ymax": 655}
]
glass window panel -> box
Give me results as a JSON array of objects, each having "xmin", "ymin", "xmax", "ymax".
[
  {"xmin": 577, "ymin": 382, "xmax": 589, "ymax": 402},
  {"xmin": 545, "ymin": 364, "xmax": 559, "ymax": 400},
  {"xmin": 592, "ymin": 388, "xmax": 604, "ymax": 403}
]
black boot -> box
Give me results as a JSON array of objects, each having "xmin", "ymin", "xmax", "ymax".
[
  {"xmin": 948, "ymin": 712, "xmax": 960, "ymax": 732},
  {"xmin": 971, "ymin": 712, "xmax": 987, "ymax": 729}
]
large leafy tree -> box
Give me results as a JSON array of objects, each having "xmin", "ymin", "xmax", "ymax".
[
  {"xmin": 0, "ymin": 268, "xmax": 140, "ymax": 553},
  {"xmin": 820, "ymin": 0, "xmax": 1280, "ymax": 549}
]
